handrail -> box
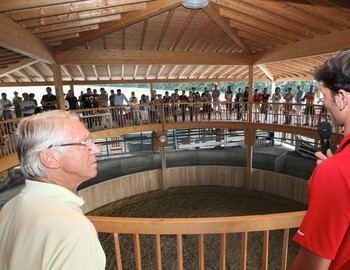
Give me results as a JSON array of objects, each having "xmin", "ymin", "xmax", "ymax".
[
  {"xmin": 87, "ymin": 211, "xmax": 306, "ymax": 270},
  {"xmin": 0, "ymin": 101, "xmax": 339, "ymax": 171}
]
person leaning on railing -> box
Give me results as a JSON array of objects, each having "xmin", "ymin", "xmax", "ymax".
[
  {"xmin": 290, "ymin": 48, "xmax": 350, "ymax": 270},
  {"xmin": 0, "ymin": 110, "xmax": 106, "ymax": 269}
]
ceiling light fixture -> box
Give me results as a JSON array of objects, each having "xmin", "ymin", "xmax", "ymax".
[{"xmin": 182, "ymin": 0, "xmax": 209, "ymax": 9}]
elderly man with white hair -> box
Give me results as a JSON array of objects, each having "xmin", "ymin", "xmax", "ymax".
[{"xmin": 0, "ymin": 110, "xmax": 106, "ymax": 270}]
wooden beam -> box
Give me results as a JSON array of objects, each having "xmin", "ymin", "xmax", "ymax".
[
  {"xmin": 170, "ymin": 10, "xmax": 195, "ymax": 51},
  {"xmin": 203, "ymin": 3, "xmax": 252, "ymax": 53},
  {"xmin": 55, "ymin": 0, "xmax": 182, "ymax": 52},
  {"xmin": 27, "ymin": 65, "xmax": 46, "ymax": 81},
  {"xmin": 0, "ymin": 58, "xmax": 39, "ymax": 78},
  {"xmin": 0, "ymin": 76, "xmax": 273, "ymax": 87},
  {"xmin": 5, "ymin": 0, "xmax": 151, "ymax": 20},
  {"xmin": 20, "ymin": 3, "xmax": 146, "ymax": 28},
  {"xmin": 0, "ymin": 14, "xmax": 56, "ymax": 64},
  {"xmin": 155, "ymin": 9, "xmax": 174, "ymax": 50},
  {"xmin": 52, "ymin": 64, "xmax": 65, "ymax": 110},
  {"xmin": 31, "ymin": 14, "xmax": 121, "ymax": 35},
  {"xmin": 254, "ymin": 29, "xmax": 350, "ymax": 64},
  {"xmin": 257, "ymin": 65, "xmax": 274, "ymax": 82},
  {"xmin": 56, "ymin": 50, "xmax": 255, "ymax": 65},
  {"xmin": 0, "ymin": 0, "xmax": 81, "ymax": 12}
]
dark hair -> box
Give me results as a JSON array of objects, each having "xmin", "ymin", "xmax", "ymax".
[{"xmin": 314, "ymin": 49, "xmax": 350, "ymax": 94}]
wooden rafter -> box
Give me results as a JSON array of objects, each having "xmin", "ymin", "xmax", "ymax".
[
  {"xmin": 27, "ymin": 65, "xmax": 46, "ymax": 81},
  {"xmin": 139, "ymin": 19, "xmax": 148, "ymax": 50},
  {"xmin": 56, "ymin": 50, "xmax": 255, "ymax": 65},
  {"xmin": 55, "ymin": 0, "xmax": 183, "ymax": 52},
  {"xmin": 203, "ymin": 2, "xmax": 252, "ymax": 53},
  {"xmin": 0, "ymin": 58, "xmax": 39, "ymax": 77},
  {"xmin": 170, "ymin": 10, "xmax": 195, "ymax": 51},
  {"xmin": 155, "ymin": 9, "xmax": 174, "ymax": 51},
  {"xmin": 77, "ymin": 65, "xmax": 86, "ymax": 80},
  {"xmin": 0, "ymin": 14, "xmax": 55, "ymax": 63}
]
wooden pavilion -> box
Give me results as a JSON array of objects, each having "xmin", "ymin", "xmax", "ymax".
[{"xmin": 1, "ymin": 0, "xmax": 350, "ymax": 96}]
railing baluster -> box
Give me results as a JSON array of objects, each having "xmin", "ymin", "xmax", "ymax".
[
  {"xmin": 281, "ymin": 229, "xmax": 289, "ymax": 270},
  {"xmin": 241, "ymin": 232, "xmax": 247, "ymax": 270},
  {"xmin": 113, "ymin": 233, "xmax": 123, "ymax": 270},
  {"xmin": 220, "ymin": 233, "xmax": 226, "ymax": 270},
  {"xmin": 198, "ymin": 234, "xmax": 204, "ymax": 270},
  {"xmin": 134, "ymin": 234, "xmax": 142, "ymax": 270},
  {"xmin": 177, "ymin": 234, "xmax": 183, "ymax": 270},
  {"xmin": 263, "ymin": 230, "xmax": 269, "ymax": 270},
  {"xmin": 155, "ymin": 234, "xmax": 162, "ymax": 270}
]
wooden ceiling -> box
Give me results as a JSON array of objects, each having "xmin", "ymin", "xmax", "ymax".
[{"xmin": 0, "ymin": 0, "xmax": 350, "ymax": 86}]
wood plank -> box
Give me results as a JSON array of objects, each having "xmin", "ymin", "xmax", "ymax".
[
  {"xmin": 55, "ymin": 0, "xmax": 183, "ymax": 51},
  {"xmin": 89, "ymin": 211, "xmax": 305, "ymax": 234},
  {"xmin": 203, "ymin": 3, "xmax": 251, "ymax": 53},
  {"xmin": 39, "ymin": 25, "xmax": 99, "ymax": 39},
  {"xmin": 241, "ymin": 232, "xmax": 247, "ymax": 270},
  {"xmin": 254, "ymin": 29, "xmax": 350, "ymax": 64},
  {"xmin": 198, "ymin": 234, "xmax": 205, "ymax": 270},
  {"xmin": 30, "ymin": 14, "xmax": 121, "ymax": 34},
  {"xmin": 5, "ymin": 0, "xmax": 151, "ymax": 20},
  {"xmin": 56, "ymin": 50, "xmax": 255, "ymax": 65},
  {"xmin": 0, "ymin": 0, "xmax": 81, "ymax": 12},
  {"xmin": 219, "ymin": 233, "xmax": 226, "ymax": 270},
  {"xmin": 0, "ymin": 14, "xmax": 55, "ymax": 64},
  {"xmin": 20, "ymin": 3, "xmax": 146, "ymax": 28},
  {"xmin": 134, "ymin": 234, "xmax": 142, "ymax": 270},
  {"xmin": 113, "ymin": 233, "xmax": 123, "ymax": 270},
  {"xmin": 262, "ymin": 231, "xmax": 269, "ymax": 270},
  {"xmin": 177, "ymin": 234, "xmax": 183, "ymax": 270},
  {"xmin": 155, "ymin": 234, "xmax": 162, "ymax": 270},
  {"xmin": 281, "ymin": 229, "xmax": 289, "ymax": 270}
]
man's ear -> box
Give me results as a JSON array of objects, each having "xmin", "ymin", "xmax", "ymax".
[
  {"xmin": 336, "ymin": 89, "xmax": 350, "ymax": 111},
  {"xmin": 39, "ymin": 149, "xmax": 61, "ymax": 169}
]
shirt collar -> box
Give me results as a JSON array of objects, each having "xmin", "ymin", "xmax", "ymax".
[
  {"xmin": 22, "ymin": 180, "xmax": 84, "ymax": 206},
  {"xmin": 336, "ymin": 133, "xmax": 350, "ymax": 154}
]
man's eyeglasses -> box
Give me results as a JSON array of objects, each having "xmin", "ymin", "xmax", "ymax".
[{"xmin": 48, "ymin": 138, "xmax": 93, "ymax": 150}]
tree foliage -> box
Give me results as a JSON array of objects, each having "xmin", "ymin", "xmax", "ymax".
[{"xmin": 98, "ymin": 80, "xmax": 318, "ymax": 96}]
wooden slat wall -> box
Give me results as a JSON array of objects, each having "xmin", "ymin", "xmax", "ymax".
[{"xmin": 79, "ymin": 166, "xmax": 307, "ymax": 214}]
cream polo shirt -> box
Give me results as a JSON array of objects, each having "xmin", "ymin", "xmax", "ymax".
[{"xmin": 0, "ymin": 180, "xmax": 106, "ymax": 270}]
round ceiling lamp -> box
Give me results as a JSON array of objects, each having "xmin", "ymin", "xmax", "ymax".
[{"xmin": 182, "ymin": 0, "xmax": 209, "ymax": 9}]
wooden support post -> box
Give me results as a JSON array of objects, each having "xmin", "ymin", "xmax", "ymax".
[
  {"xmin": 244, "ymin": 129, "xmax": 255, "ymax": 190},
  {"xmin": 248, "ymin": 65, "xmax": 254, "ymax": 123},
  {"xmin": 246, "ymin": 65, "xmax": 255, "ymax": 190},
  {"xmin": 152, "ymin": 130, "xmax": 167, "ymax": 190},
  {"xmin": 52, "ymin": 64, "xmax": 65, "ymax": 110}
]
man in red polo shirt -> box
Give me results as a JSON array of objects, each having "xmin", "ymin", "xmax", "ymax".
[{"xmin": 290, "ymin": 49, "xmax": 350, "ymax": 269}]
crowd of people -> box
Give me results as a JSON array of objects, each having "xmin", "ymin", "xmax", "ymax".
[{"xmin": 1, "ymin": 84, "xmax": 327, "ymax": 127}]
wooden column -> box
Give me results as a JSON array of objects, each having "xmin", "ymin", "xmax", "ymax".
[
  {"xmin": 155, "ymin": 130, "xmax": 167, "ymax": 190},
  {"xmin": 247, "ymin": 65, "xmax": 254, "ymax": 123},
  {"xmin": 160, "ymin": 143, "xmax": 167, "ymax": 190},
  {"xmin": 70, "ymin": 83, "xmax": 75, "ymax": 95},
  {"xmin": 52, "ymin": 64, "xmax": 65, "ymax": 110},
  {"xmin": 150, "ymin": 82, "xmax": 154, "ymax": 96},
  {"xmin": 244, "ymin": 129, "xmax": 255, "ymax": 190},
  {"xmin": 246, "ymin": 65, "xmax": 255, "ymax": 189}
]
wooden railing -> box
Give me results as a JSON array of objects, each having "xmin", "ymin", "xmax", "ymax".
[
  {"xmin": 88, "ymin": 211, "xmax": 306, "ymax": 270},
  {"xmin": 0, "ymin": 101, "xmax": 337, "ymax": 158}
]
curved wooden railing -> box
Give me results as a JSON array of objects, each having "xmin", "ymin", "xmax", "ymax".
[
  {"xmin": 0, "ymin": 100, "xmax": 342, "ymax": 172},
  {"xmin": 88, "ymin": 211, "xmax": 306, "ymax": 270}
]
